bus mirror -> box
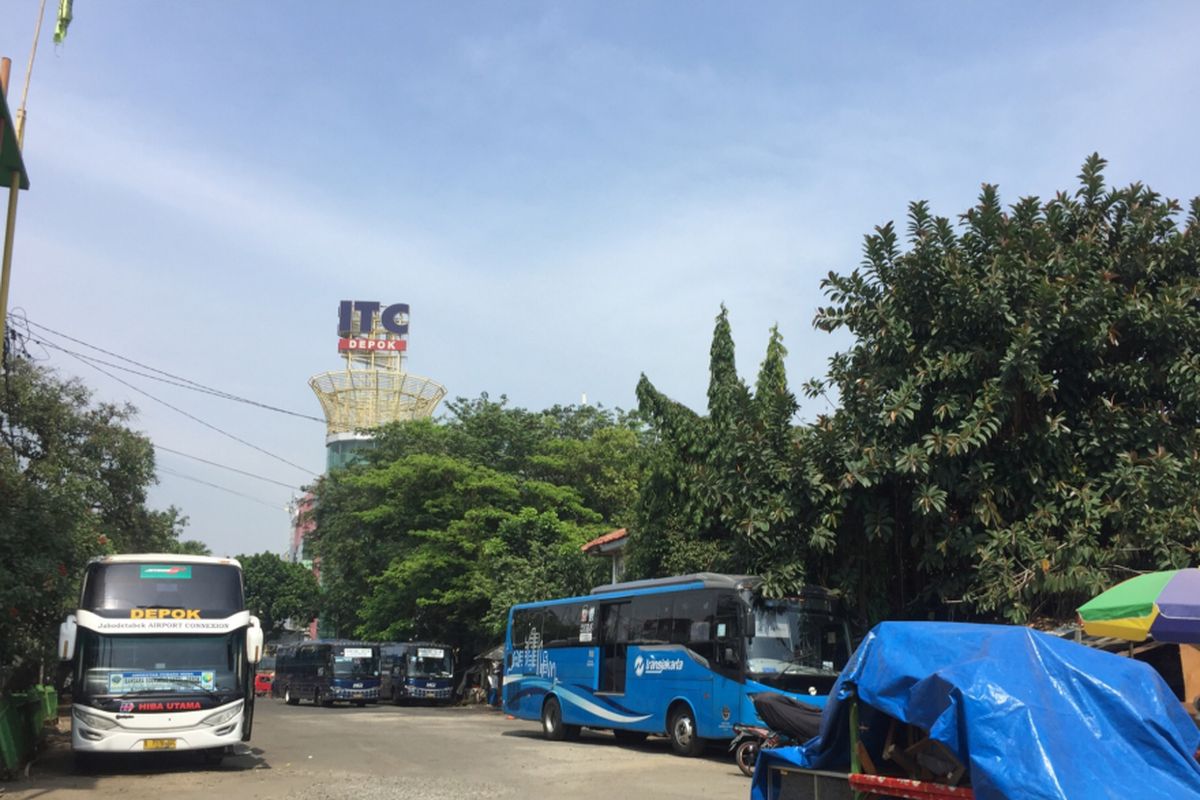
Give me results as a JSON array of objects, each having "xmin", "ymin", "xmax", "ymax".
[
  {"xmin": 59, "ymin": 615, "xmax": 77, "ymax": 661},
  {"xmin": 247, "ymin": 624, "xmax": 264, "ymax": 665}
]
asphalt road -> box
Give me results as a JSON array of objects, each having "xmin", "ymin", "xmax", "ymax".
[{"xmin": 6, "ymin": 699, "xmax": 750, "ymax": 799}]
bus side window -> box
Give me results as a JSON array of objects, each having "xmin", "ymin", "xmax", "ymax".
[
  {"xmin": 677, "ymin": 591, "xmax": 716, "ymax": 662},
  {"xmin": 543, "ymin": 604, "xmax": 581, "ymax": 647},
  {"xmin": 630, "ymin": 595, "xmax": 669, "ymax": 643},
  {"xmin": 511, "ymin": 608, "xmax": 543, "ymax": 668}
]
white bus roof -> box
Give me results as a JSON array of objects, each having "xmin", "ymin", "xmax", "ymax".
[{"xmin": 87, "ymin": 554, "xmax": 243, "ymax": 568}]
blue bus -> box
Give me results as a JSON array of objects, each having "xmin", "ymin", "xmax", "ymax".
[
  {"xmin": 272, "ymin": 640, "xmax": 381, "ymax": 706},
  {"xmin": 380, "ymin": 642, "xmax": 456, "ymax": 704},
  {"xmin": 503, "ymin": 573, "xmax": 851, "ymax": 756}
]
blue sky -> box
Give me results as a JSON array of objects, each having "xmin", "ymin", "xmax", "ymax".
[{"xmin": 3, "ymin": 2, "xmax": 1198, "ymax": 557}]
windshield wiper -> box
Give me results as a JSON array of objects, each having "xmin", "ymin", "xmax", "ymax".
[{"xmin": 778, "ymin": 652, "xmax": 834, "ymax": 677}]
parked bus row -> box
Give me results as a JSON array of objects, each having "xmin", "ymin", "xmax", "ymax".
[
  {"xmin": 503, "ymin": 572, "xmax": 852, "ymax": 757},
  {"xmin": 269, "ymin": 640, "xmax": 456, "ymax": 707},
  {"xmin": 55, "ymin": 555, "xmax": 845, "ymax": 769}
]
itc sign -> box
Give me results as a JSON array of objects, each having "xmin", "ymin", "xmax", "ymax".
[{"xmin": 338, "ymin": 300, "xmax": 409, "ymax": 353}]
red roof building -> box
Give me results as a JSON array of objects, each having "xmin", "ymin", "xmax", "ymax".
[{"xmin": 582, "ymin": 528, "xmax": 628, "ymax": 583}]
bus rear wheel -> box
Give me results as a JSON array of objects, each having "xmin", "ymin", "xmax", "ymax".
[
  {"xmin": 668, "ymin": 705, "xmax": 705, "ymax": 757},
  {"xmin": 284, "ymin": 687, "xmax": 299, "ymax": 706},
  {"xmin": 541, "ymin": 696, "xmax": 580, "ymax": 742}
]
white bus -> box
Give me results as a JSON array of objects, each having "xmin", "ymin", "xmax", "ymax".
[{"xmin": 58, "ymin": 555, "xmax": 263, "ymax": 765}]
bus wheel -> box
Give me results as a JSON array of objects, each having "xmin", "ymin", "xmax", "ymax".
[
  {"xmin": 541, "ymin": 697, "xmax": 580, "ymax": 741},
  {"xmin": 201, "ymin": 747, "xmax": 225, "ymax": 767},
  {"xmin": 73, "ymin": 752, "xmax": 98, "ymax": 773},
  {"xmin": 668, "ymin": 705, "xmax": 705, "ymax": 757},
  {"xmin": 318, "ymin": 690, "xmax": 333, "ymax": 707},
  {"xmin": 284, "ymin": 687, "xmax": 299, "ymax": 706}
]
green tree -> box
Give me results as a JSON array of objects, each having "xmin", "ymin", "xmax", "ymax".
[
  {"xmin": 807, "ymin": 155, "xmax": 1200, "ymax": 622},
  {"xmin": 0, "ymin": 359, "xmax": 197, "ymax": 689},
  {"xmin": 238, "ymin": 552, "xmax": 319, "ymax": 639},
  {"xmin": 632, "ymin": 308, "xmax": 823, "ymax": 595},
  {"xmin": 309, "ymin": 398, "xmax": 636, "ymax": 653}
]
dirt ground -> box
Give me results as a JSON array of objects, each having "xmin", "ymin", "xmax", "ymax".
[{"xmin": 4, "ymin": 699, "xmax": 750, "ymax": 799}]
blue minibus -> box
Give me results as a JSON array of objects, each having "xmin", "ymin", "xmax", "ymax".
[
  {"xmin": 380, "ymin": 642, "xmax": 456, "ymax": 704},
  {"xmin": 503, "ymin": 573, "xmax": 850, "ymax": 756},
  {"xmin": 273, "ymin": 640, "xmax": 381, "ymax": 706}
]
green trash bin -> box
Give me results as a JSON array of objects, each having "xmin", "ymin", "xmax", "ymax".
[
  {"xmin": 0, "ymin": 697, "xmax": 19, "ymax": 774},
  {"xmin": 2, "ymin": 692, "xmax": 31, "ymax": 769},
  {"xmin": 40, "ymin": 686, "xmax": 58, "ymax": 720},
  {"xmin": 25, "ymin": 688, "xmax": 47, "ymax": 741}
]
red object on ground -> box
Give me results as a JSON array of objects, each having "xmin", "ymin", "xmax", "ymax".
[{"xmin": 848, "ymin": 774, "xmax": 975, "ymax": 799}]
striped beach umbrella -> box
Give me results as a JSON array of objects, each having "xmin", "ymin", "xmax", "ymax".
[{"xmin": 1077, "ymin": 568, "xmax": 1200, "ymax": 643}]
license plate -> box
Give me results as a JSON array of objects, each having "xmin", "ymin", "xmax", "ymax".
[
  {"xmin": 143, "ymin": 739, "xmax": 177, "ymax": 750},
  {"xmin": 353, "ymin": 682, "xmax": 363, "ymax": 688}
]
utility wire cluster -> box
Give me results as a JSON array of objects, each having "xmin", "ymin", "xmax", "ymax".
[{"xmin": 5, "ymin": 311, "xmax": 319, "ymax": 511}]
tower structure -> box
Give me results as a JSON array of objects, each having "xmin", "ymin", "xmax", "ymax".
[
  {"xmin": 309, "ymin": 300, "xmax": 446, "ymax": 470},
  {"xmin": 302, "ymin": 300, "xmax": 446, "ymax": 638}
]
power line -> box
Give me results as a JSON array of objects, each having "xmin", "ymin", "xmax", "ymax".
[
  {"xmin": 153, "ymin": 444, "xmax": 304, "ymax": 491},
  {"xmin": 56, "ymin": 349, "xmax": 318, "ymax": 478},
  {"xmin": 157, "ymin": 466, "xmax": 288, "ymax": 511},
  {"xmin": 15, "ymin": 316, "xmax": 326, "ymax": 424},
  {"xmin": 32, "ymin": 337, "xmax": 237, "ymax": 396}
]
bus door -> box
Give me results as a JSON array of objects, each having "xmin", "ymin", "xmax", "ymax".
[
  {"xmin": 598, "ymin": 601, "xmax": 630, "ymax": 694},
  {"xmin": 710, "ymin": 593, "xmax": 746, "ymax": 734}
]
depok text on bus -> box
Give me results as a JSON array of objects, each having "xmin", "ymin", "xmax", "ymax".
[
  {"xmin": 58, "ymin": 555, "xmax": 264, "ymax": 765},
  {"xmin": 380, "ymin": 642, "xmax": 455, "ymax": 704},
  {"xmin": 272, "ymin": 640, "xmax": 381, "ymax": 706},
  {"xmin": 502, "ymin": 573, "xmax": 851, "ymax": 756}
]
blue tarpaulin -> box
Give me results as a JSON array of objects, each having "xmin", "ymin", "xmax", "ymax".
[{"xmin": 752, "ymin": 622, "xmax": 1200, "ymax": 799}]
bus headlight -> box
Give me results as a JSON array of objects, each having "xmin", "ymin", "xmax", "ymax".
[
  {"xmin": 73, "ymin": 707, "xmax": 117, "ymax": 730},
  {"xmin": 202, "ymin": 703, "xmax": 243, "ymax": 727}
]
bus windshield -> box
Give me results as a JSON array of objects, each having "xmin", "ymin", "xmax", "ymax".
[
  {"xmin": 408, "ymin": 648, "xmax": 453, "ymax": 678},
  {"xmin": 747, "ymin": 599, "xmax": 844, "ymax": 678},
  {"xmin": 333, "ymin": 650, "xmax": 377, "ymax": 678},
  {"xmin": 81, "ymin": 563, "xmax": 244, "ymax": 614},
  {"xmin": 75, "ymin": 630, "xmax": 244, "ymax": 700}
]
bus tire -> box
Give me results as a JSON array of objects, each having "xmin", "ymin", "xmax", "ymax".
[
  {"xmin": 201, "ymin": 747, "xmax": 225, "ymax": 766},
  {"xmin": 668, "ymin": 705, "xmax": 705, "ymax": 757},
  {"xmin": 284, "ymin": 687, "xmax": 299, "ymax": 706},
  {"xmin": 541, "ymin": 696, "xmax": 579, "ymax": 741},
  {"xmin": 318, "ymin": 690, "xmax": 333, "ymax": 707},
  {"xmin": 613, "ymin": 729, "xmax": 648, "ymax": 746}
]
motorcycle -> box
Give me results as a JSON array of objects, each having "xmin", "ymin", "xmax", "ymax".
[
  {"xmin": 729, "ymin": 693, "xmax": 825, "ymax": 778},
  {"xmin": 730, "ymin": 721, "xmax": 788, "ymax": 777}
]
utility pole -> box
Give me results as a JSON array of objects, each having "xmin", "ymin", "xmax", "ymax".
[{"xmin": 0, "ymin": 0, "xmax": 47, "ymax": 358}]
